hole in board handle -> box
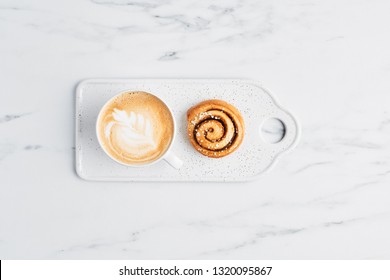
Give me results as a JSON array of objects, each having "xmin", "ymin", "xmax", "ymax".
[{"xmin": 260, "ymin": 118, "xmax": 286, "ymax": 144}]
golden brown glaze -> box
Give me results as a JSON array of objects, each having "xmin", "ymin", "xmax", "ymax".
[{"xmin": 187, "ymin": 99, "xmax": 245, "ymax": 158}]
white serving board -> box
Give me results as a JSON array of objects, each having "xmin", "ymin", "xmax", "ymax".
[{"xmin": 75, "ymin": 79, "xmax": 300, "ymax": 182}]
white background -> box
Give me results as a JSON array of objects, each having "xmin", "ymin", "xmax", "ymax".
[
  {"xmin": 3, "ymin": 260, "xmax": 390, "ymax": 280},
  {"xmin": 1, "ymin": 0, "xmax": 390, "ymax": 259}
]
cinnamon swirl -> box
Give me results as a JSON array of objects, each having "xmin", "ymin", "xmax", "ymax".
[{"xmin": 187, "ymin": 100, "xmax": 245, "ymax": 158}]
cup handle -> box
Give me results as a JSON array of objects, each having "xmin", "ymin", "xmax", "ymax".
[{"xmin": 163, "ymin": 151, "xmax": 183, "ymax": 169}]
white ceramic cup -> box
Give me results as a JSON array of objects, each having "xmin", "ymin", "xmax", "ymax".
[{"xmin": 96, "ymin": 91, "xmax": 183, "ymax": 169}]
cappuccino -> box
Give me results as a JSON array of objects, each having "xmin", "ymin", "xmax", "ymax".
[{"xmin": 97, "ymin": 91, "xmax": 174, "ymax": 165}]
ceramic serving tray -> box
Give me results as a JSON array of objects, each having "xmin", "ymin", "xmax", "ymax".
[{"xmin": 75, "ymin": 79, "xmax": 300, "ymax": 182}]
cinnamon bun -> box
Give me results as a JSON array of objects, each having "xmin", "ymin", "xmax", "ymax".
[{"xmin": 187, "ymin": 100, "xmax": 245, "ymax": 158}]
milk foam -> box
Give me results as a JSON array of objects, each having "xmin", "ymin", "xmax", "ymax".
[
  {"xmin": 105, "ymin": 108, "xmax": 157, "ymax": 158},
  {"xmin": 97, "ymin": 91, "xmax": 174, "ymax": 165}
]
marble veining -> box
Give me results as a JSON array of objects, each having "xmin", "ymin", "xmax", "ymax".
[
  {"xmin": 0, "ymin": 113, "xmax": 31, "ymax": 123},
  {"xmin": 1, "ymin": 0, "xmax": 390, "ymax": 259}
]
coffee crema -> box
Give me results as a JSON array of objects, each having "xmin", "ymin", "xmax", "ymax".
[{"xmin": 97, "ymin": 91, "xmax": 174, "ymax": 165}]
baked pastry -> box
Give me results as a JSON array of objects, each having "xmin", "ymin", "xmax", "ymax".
[{"xmin": 187, "ymin": 99, "xmax": 245, "ymax": 158}]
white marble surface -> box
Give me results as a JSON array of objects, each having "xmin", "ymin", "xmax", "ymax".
[{"xmin": 0, "ymin": 0, "xmax": 389, "ymax": 259}]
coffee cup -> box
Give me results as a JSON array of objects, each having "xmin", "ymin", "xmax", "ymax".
[{"xmin": 96, "ymin": 91, "xmax": 183, "ymax": 169}]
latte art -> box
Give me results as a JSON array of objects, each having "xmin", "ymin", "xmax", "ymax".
[
  {"xmin": 106, "ymin": 109, "xmax": 157, "ymax": 158},
  {"xmin": 97, "ymin": 91, "xmax": 174, "ymax": 165}
]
